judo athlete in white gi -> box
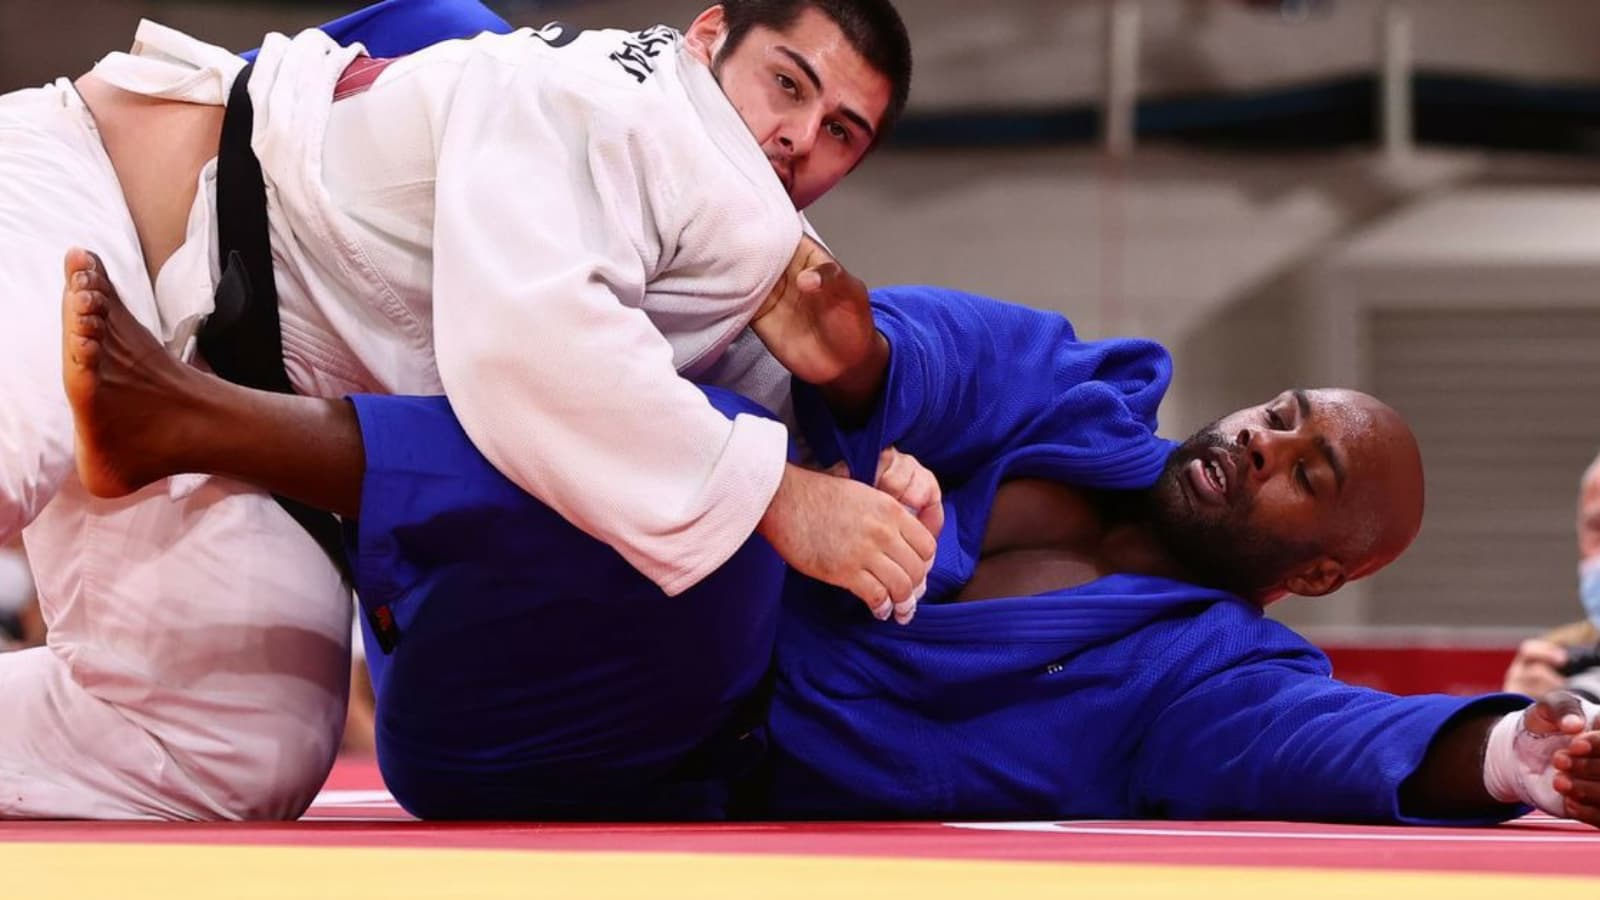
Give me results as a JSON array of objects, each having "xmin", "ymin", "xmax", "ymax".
[{"xmin": 0, "ymin": 0, "xmax": 920, "ymax": 819}]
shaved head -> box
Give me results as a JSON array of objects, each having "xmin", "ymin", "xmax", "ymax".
[{"xmin": 1148, "ymin": 388, "xmax": 1423, "ymax": 604}]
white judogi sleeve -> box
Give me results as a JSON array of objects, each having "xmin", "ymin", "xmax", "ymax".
[
  {"xmin": 94, "ymin": 23, "xmax": 803, "ymax": 595},
  {"xmin": 428, "ymin": 46, "xmax": 793, "ymax": 595}
]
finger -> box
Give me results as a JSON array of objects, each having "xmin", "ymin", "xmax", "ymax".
[
  {"xmin": 895, "ymin": 468, "xmax": 944, "ymax": 539},
  {"xmin": 1517, "ymin": 639, "xmax": 1570, "ymax": 670},
  {"xmin": 876, "ymin": 449, "xmax": 914, "ymax": 497},
  {"xmin": 875, "ymin": 447, "xmax": 898, "ymax": 482},
  {"xmin": 893, "ymin": 589, "xmax": 919, "ymax": 625},
  {"xmin": 893, "ymin": 505, "xmax": 938, "ymax": 562},
  {"xmin": 847, "ymin": 571, "xmax": 892, "ymax": 621},
  {"xmin": 1554, "ymin": 772, "xmax": 1600, "ymax": 806},
  {"xmin": 897, "ymin": 464, "xmax": 938, "ymax": 508},
  {"xmin": 1531, "ymin": 692, "xmax": 1586, "ymax": 734},
  {"xmin": 866, "ymin": 551, "xmax": 915, "ymax": 607},
  {"xmin": 1563, "ymin": 755, "xmax": 1600, "ymax": 780},
  {"xmin": 1504, "ymin": 668, "xmax": 1566, "ymax": 699},
  {"xmin": 1570, "ymin": 733, "xmax": 1599, "ymax": 756},
  {"xmin": 798, "ymin": 262, "xmax": 844, "ymax": 292},
  {"xmin": 884, "ymin": 527, "xmax": 933, "ymax": 595},
  {"xmin": 917, "ymin": 495, "xmax": 945, "ymax": 540},
  {"xmin": 1563, "ymin": 795, "xmax": 1600, "ymax": 827}
]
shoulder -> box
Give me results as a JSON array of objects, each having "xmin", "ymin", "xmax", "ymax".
[{"xmin": 405, "ymin": 25, "xmax": 693, "ymax": 117}]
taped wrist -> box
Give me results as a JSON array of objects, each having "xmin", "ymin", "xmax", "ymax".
[{"xmin": 1482, "ymin": 698, "xmax": 1599, "ymax": 811}]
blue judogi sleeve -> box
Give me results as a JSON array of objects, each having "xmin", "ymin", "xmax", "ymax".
[
  {"xmin": 1129, "ymin": 626, "xmax": 1532, "ymax": 825},
  {"xmin": 792, "ymin": 287, "xmax": 1178, "ymax": 600},
  {"xmin": 241, "ymin": 0, "xmax": 511, "ymax": 61},
  {"xmin": 794, "ymin": 286, "xmax": 1174, "ymax": 490},
  {"xmin": 768, "ymin": 572, "xmax": 1534, "ymax": 825}
]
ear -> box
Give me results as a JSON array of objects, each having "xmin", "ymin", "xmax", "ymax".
[
  {"xmin": 1282, "ymin": 557, "xmax": 1347, "ymax": 598},
  {"xmin": 684, "ymin": 5, "xmax": 729, "ymax": 65}
]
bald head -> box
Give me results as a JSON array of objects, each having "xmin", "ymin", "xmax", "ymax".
[
  {"xmin": 1317, "ymin": 389, "xmax": 1424, "ymax": 580},
  {"xmin": 1148, "ymin": 387, "xmax": 1423, "ymax": 604},
  {"xmin": 1579, "ymin": 454, "xmax": 1600, "ymax": 559}
]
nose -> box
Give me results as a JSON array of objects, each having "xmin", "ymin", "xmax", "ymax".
[
  {"xmin": 776, "ymin": 111, "xmax": 823, "ymax": 158},
  {"xmin": 1234, "ymin": 427, "xmax": 1305, "ymax": 480}
]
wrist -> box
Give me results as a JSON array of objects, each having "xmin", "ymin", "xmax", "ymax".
[
  {"xmin": 820, "ymin": 331, "xmax": 889, "ymax": 422},
  {"xmin": 757, "ymin": 463, "xmax": 801, "ymax": 541},
  {"xmin": 1481, "ymin": 709, "xmax": 1527, "ymax": 804}
]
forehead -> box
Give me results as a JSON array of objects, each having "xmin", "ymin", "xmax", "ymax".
[
  {"xmin": 1299, "ymin": 389, "xmax": 1376, "ymax": 434},
  {"xmin": 1242, "ymin": 389, "xmax": 1382, "ymax": 466},
  {"xmin": 742, "ymin": 8, "xmax": 891, "ymax": 114}
]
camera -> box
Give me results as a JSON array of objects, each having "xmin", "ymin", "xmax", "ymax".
[{"xmin": 1561, "ymin": 646, "xmax": 1600, "ymax": 677}]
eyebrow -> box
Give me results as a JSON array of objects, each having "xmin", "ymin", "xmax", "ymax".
[
  {"xmin": 776, "ymin": 45, "xmax": 877, "ymax": 141},
  {"xmin": 1293, "ymin": 389, "xmax": 1347, "ymax": 496}
]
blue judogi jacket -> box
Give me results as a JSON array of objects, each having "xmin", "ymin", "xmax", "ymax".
[
  {"xmin": 766, "ymin": 286, "xmax": 1529, "ymax": 824},
  {"xmin": 242, "ymin": 0, "xmax": 511, "ymax": 61}
]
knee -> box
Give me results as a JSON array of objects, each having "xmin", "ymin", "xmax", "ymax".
[{"xmin": 0, "ymin": 434, "xmax": 71, "ymax": 542}]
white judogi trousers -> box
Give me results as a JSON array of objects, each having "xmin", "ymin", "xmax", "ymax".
[{"xmin": 0, "ymin": 81, "xmax": 350, "ymax": 820}]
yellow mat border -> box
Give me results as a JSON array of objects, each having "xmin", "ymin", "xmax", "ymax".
[{"xmin": 7, "ymin": 842, "xmax": 1598, "ymax": 899}]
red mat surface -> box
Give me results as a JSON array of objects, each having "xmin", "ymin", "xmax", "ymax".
[{"xmin": 2, "ymin": 758, "xmax": 1597, "ymax": 879}]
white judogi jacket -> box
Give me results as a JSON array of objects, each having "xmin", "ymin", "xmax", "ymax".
[{"xmin": 93, "ymin": 21, "xmax": 804, "ymax": 594}]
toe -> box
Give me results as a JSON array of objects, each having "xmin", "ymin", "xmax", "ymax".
[
  {"xmin": 69, "ymin": 334, "xmax": 100, "ymax": 370},
  {"xmin": 71, "ymin": 289, "xmax": 104, "ymax": 318},
  {"xmin": 75, "ymin": 313, "xmax": 104, "ymax": 341},
  {"xmin": 63, "ymin": 246, "xmax": 92, "ymax": 279}
]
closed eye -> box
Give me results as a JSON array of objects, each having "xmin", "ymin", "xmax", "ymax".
[{"xmin": 1295, "ymin": 462, "xmax": 1315, "ymax": 496}]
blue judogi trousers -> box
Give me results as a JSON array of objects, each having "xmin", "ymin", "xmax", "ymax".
[{"xmin": 346, "ymin": 392, "xmax": 784, "ymax": 819}]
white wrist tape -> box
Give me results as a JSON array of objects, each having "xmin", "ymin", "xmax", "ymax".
[{"xmin": 1482, "ymin": 698, "xmax": 1600, "ymax": 812}]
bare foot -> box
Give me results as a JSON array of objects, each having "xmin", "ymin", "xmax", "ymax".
[{"xmin": 61, "ymin": 247, "xmax": 203, "ymax": 497}]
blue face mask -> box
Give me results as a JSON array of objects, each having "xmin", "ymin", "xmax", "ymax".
[{"xmin": 1580, "ymin": 556, "xmax": 1600, "ymax": 629}]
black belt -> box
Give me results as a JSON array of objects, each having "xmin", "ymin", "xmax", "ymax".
[{"xmin": 198, "ymin": 63, "xmax": 399, "ymax": 653}]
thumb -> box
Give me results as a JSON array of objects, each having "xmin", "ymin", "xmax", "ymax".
[
  {"xmin": 797, "ymin": 261, "xmax": 842, "ymax": 294},
  {"xmin": 1527, "ymin": 691, "xmax": 1588, "ymax": 736}
]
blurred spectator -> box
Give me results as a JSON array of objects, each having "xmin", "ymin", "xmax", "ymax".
[
  {"xmin": 0, "ymin": 539, "xmax": 43, "ymax": 650},
  {"xmin": 1502, "ymin": 456, "xmax": 1600, "ymax": 700}
]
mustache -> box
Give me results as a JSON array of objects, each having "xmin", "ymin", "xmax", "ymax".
[{"xmin": 1173, "ymin": 426, "xmax": 1237, "ymax": 471}]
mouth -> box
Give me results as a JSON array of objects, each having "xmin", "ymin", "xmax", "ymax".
[
  {"xmin": 1184, "ymin": 447, "xmax": 1233, "ymax": 506},
  {"xmin": 768, "ymin": 158, "xmax": 794, "ymax": 192}
]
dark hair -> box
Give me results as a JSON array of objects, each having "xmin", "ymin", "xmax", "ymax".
[{"xmin": 716, "ymin": 0, "xmax": 913, "ymax": 144}]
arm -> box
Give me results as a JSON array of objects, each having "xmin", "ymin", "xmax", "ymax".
[
  {"xmin": 790, "ymin": 287, "xmax": 1174, "ymax": 489},
  {"xmin": 428, "ymin": 65, "xmax": 933, "ymax": 606},
  {"xmin": 429, "ymin": 70, "xmax": 790, "ymax": 595},
  {"xmin": 1131, "ymin": 636, "xmax": 1531, "ymax": 824}
]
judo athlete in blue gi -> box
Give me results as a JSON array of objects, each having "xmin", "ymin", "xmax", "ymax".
[{"xmin": 59, "ymin": 249, "xmax": 1600, "ymax": 826}]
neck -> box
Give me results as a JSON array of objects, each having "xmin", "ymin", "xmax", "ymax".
[
  {"xmin": 960, "ymin": 481, "xmax": 1197, "ymax": 602},
  {"xmin": 1102, "ymin": 487, "xmax": 1273, "ymax": 606},
  {"xmin": 1092, "ymin": 519, "xmax": 1195, "ymax": 584}
]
